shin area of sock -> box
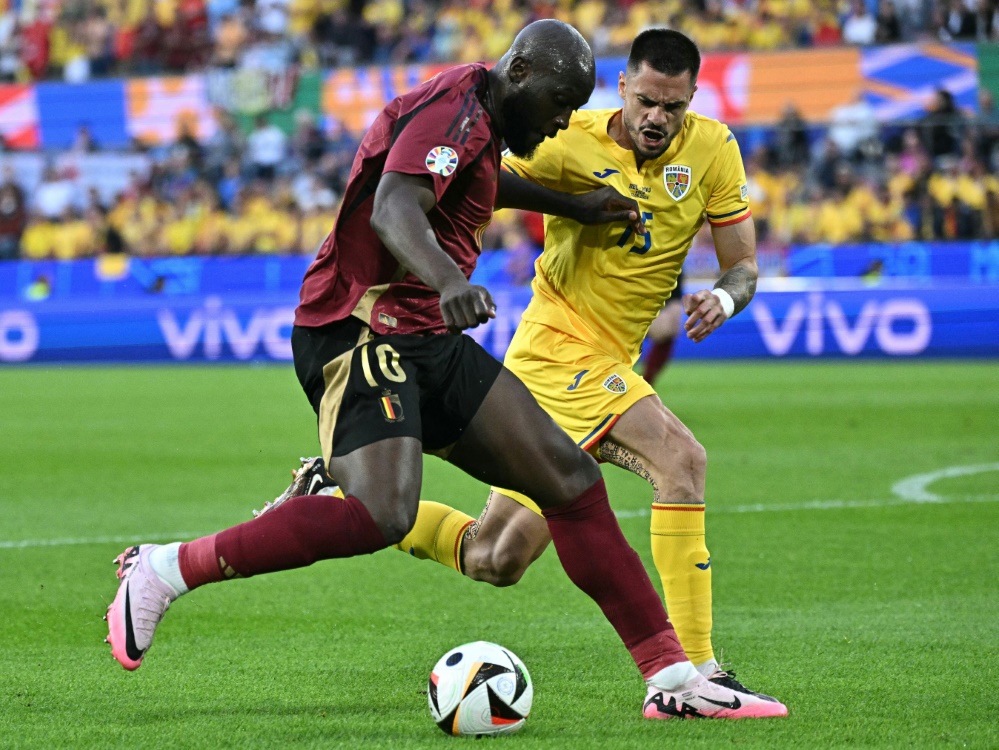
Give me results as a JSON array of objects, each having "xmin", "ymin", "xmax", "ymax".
[
  {"xmin": 179, "ymin": 494, "xmax": 386, "ymax": 588},
  {"xmin": 542, "ymin": 479, "xmax": 686, "ymax": 679}
]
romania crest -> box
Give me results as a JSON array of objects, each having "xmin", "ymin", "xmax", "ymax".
[
  {"xmin": 663, "ymin": 165, "xmax": 692, "ymax": 201},
  {"xmin": 602, "ymin": 374, "xmax": 627, "ymax": 394},
  {"xmin": 426, "ymin": 146, "xmax": 459, "ymax": 176}
]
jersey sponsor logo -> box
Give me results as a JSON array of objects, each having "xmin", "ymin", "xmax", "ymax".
[
  {"xmin": 426, "ymin": 146, "xmax": 459, "ymax": 176},
  {"xmin": 567, "ymin": 369, "xmax": 588, "ymax": 391},
  {"xmin": 602, "ymin": 374, "xmax": 627, "ymax": 394},
  {"xmin": 593, "ymin": 168, "xmax": 620, "ymax": 178},
  {"xmin": 664, "ymin": 165, "xmax": 692, "ymax": 201}
]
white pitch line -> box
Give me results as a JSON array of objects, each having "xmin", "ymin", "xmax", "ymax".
[
  {"xmin": 0, "ymin": 531, "xmax": 208, "ymax": 550},
  {"xmin": 613, "ymin": 493, "xmax": 999, "ymax": 520},
  {"xmin": 4, "ymin": 496, "xmax": 998, "ymax": 549},
  {"xmin": 4, "ymin": 464, "xmax": 997, "ymax": 550}
]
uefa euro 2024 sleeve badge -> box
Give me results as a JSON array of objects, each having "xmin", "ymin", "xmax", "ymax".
[
  {"xmin": 663, "ymin": 165, "xmax": 691, "ymax": 201},
  {"xmin": 426, "ymin": 146, "xmax": 459, "ymax": 177}
]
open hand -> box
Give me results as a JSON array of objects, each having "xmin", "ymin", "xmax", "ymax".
[
  {"xmin": 573, "ymin": 187, "xmax": 646, "ymax": 235},
  {"xmin": 682, "ymin": 289, "xmax": 728, "ymax": 343}
]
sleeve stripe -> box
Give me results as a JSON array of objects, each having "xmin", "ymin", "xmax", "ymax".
[
  {"xmin": 502, "ymin": 162, "xmax": 526, "ymax": 177},
  {"xmin": 706, "ymin": 206, "xmax": 748, "ymax": 220},
  {"xmin": 708, "ymin": 210, "xmax": 752, "ymax": 227}
]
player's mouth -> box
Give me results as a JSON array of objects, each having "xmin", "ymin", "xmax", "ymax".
[{"xmin": 639, "ymin": 128, "xmax": 666, "ymax": 149}]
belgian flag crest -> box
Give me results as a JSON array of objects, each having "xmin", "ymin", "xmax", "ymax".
[
  {"xmin": 380, "ymin": 392, "xmax": 404, "ymax": 422},
  {"xmin": 664, "ymin": 165, "xmax": 691, "ymax": 201}
]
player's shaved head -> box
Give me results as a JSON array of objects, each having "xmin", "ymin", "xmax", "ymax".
[
  {"xmin": 489, "ymin": 21, "xmax": 595, "ymax": 158},
  {"xmin": 502, "ymin": 19, "xmax": 595, "ymax": 85}
]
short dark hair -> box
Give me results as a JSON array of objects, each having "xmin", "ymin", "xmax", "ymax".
[{"xmin": 627, "ymin": 29, "xmax": 701, "ymax": 81}]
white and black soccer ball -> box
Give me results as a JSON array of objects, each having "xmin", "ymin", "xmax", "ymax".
[{"xmin": 428, "ymin": 641, "xmax": 533, "ymax": 737}]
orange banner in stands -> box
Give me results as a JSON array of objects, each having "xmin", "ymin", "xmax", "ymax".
[{"xmin": 743, "ymin": 48, "xmax": 863, "ymax": 123}]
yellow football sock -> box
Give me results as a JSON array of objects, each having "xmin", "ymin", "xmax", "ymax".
[
  {"xmin": 393, "ymin": 501, "xmax": 475, "ymax": 574},
  {"xmin": 650, "ymin": 502, "xmax": 715, "ymax": 666}
]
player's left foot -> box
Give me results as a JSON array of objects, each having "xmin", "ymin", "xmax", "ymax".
[
  {"xmin": 253, "ymin": 456, "xmax": 340, "ymax": 518},
  {"xmin": 105, "ymin": 544, "xmax": 180, "ymax": 671},
  {"xmin": 643, "ymin": 673, "xmax": 787, "ymax": 720},
  {"xmin": 707, "ymin": 667, "xmax": 783, "ymax": 704}
]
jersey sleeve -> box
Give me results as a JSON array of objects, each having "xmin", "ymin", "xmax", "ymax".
[
  {"xmin": 383, "ymin": 88, "xmax": 490, "ymax": 201},
  {"xmin": 501, "ymin": 135, "xmax": 567, "ymax": 190},
  {"xmin": 704, "ymin": 130, "xmax": 751, "ymax": 227}
]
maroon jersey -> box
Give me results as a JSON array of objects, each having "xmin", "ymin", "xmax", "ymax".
[{"xmin": 296, "ymin": 64, "xmax": 501, "ymax": 335}]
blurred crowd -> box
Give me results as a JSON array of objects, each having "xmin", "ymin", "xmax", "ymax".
[
  {"xmin": 0, "ymin": 108, "xmax": 355, "ymax": 259},
  {"xmin": 3, "ymin": 81, "xmax": 999, "ymax": 265},
  {"xmin": 1, "ymin": 0, "xmax": 999, "ymax": 82}
]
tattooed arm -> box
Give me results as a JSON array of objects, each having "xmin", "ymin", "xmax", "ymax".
[{"xmin": 682, "ymin": 216, "xmax": 758, "ymax": 343}]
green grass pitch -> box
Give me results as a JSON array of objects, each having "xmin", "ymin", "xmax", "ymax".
[{"xmin": 1, "ymin": 361, "xmax": 996, "ymax": 748}]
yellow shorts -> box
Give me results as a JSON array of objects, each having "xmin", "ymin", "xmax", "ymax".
[{"xmin": 494, "ymin": 320, "xmax": 656, "ymax": 515}]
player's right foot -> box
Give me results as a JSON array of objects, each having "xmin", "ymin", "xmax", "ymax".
[
  {"xmin": 253, "ymin": 456, "xmax": 340, "ymax": 518},
  {"xmin": 643, "ymin": 673, "xmax": 788, "ymax": 720},
  {"xmin": 105, "ymin": 544, "xmax": 180, "ymax": 671}
]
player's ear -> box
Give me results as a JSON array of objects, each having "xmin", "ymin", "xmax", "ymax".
[
  {"xmin": 689, "ymin": 83, "xmax": 698, "ymax": 103},
  {"xmin": 618, "ymin": 71, "xmax": 627, "ymax": 99},
  {"xmin": 508, "ymin": 55, "xmax": 530, "ymax": 85}
]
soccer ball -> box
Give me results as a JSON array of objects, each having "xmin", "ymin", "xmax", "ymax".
[{"xmin": 428, "ymin": 641, "xmax": 533, "ymax": 737}]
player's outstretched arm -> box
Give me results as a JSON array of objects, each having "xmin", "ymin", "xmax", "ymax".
[
  {"xmin": 683, "ymin": 217, "xmax": 758, "ymax": 343},
  {"xmin": 496, "ymin": 170, "xmax": 646, "ymax": 234},
  {"xmin": 371, "ymin": 171, "xmax": 495, "ymax": 332}
]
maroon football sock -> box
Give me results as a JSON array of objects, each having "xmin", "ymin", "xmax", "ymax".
[
  {"xmin": 178, "ymin": 494, "xmax": 387, "ymax": 589},
  {"xmin": 542, "ymin": 479, "xmax": 687, "ymax": 680},
  {"xmin": 643, "ymin": 336, "xmax": 676, "ymax": 384}
]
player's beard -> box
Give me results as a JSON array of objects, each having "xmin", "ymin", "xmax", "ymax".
[
  {"xmin": 625, "ymin": 115, "xmax": 671, "ymax": 161},
  {"xmin": 501, "ymin": 91, "xmax": 542, "ymax": 159}
]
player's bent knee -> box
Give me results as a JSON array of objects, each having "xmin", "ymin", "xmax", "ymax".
[
  {"xmin": 465, "ymin": 543, "xmax": 530, "ymax": 587},
  {"xmin": 651, "ymin": 432, "xmax": 707, "ymax": 500},
  {"xmin": 362, "ymin": 495, "xmax": 420, "ymax": 546}
]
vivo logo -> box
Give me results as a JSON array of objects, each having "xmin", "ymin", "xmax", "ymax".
[
  {"xmin": 0, "ymin": 310, "xmax": 39, "ymax": 362},
  {"xmin": 752, "ymin": 293, "xmax": 931, "ymax": 356},
  {"xmin": 157, "ymin": 297, "xmax": 294, "ymax": 360}
]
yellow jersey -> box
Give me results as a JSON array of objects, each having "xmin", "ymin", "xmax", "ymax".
[{"xmin": 503, "ymin": 108, "xmax": 750, "ymax": 365}]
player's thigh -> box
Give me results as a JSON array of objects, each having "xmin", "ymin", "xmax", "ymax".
[
  {"xmin": 647, "ymin": 300, "xmax": 683, "ymax": 342},
  {"xmin": 326, "ymin": 436, "xmax": 424, "ymax": 542},
  {"xmin": 601, "ymin": 394, "xmax": 706, "ymax": 501},
  {"xmin": 446, "ymin": 367, "xmax": 600, "ymax": 510},
  {"xmin": 464, "ymin": 490, "xmax": 551, "ymax": 584}
]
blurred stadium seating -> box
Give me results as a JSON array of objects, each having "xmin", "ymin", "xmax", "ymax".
[{"xmin": 0, "ymin": 0, "xmax": 997, "ymax": 264}]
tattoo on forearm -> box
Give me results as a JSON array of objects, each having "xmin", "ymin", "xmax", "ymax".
[
  {"xmin": 715, "ymin": 265, "xmax": 757, "ymax": 315},
  {"xmin": 599, "ymin": 440, "xmax": 661, "ymax": 504}
]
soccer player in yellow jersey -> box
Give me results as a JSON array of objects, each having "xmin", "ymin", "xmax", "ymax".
[{"xmin": 390, "ymin": 28, "xmax": 783, "ymax": 705}]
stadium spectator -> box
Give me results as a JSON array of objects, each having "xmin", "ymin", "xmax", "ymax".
[
  {"xmin": 211, "ymin": 12, "xmax": 250, "ymax": 67},
  {"xmin": 841, "ymin": 0, "xmax": 878, "ymax": 44},
  {"xmin": 0, "ymin": 167, "xmax": 27, "ymax": 260},
  {"xmin": 204, "ymin": 109, "xmax": 246, "ymax": 182},
  {"xmin": 33, "ymin": 165, "xmax": 77, "ymax": 220},
  {"xmin": 246, "ymin": 113, "xmax": 287, "ymax": 180},
  {"xmin": 936, "ymin": 0, "xmax": 978, "ymax": 39},
  {"xmin": 773, "ymin": 102, "xmax": 812, "ymax": 169},
  {"xmin": 921, "ymin": 87, "xmax": 965, "ymax": 158},
  {"xmin": 827, "ymin": 91, "xmax": 879, "ymax": 160},
  {"xmin": 0, "ymin": 8, "xmax": 20, "ymax": 82},
  {"xmin": 875, "ymin": 0, "xmax": 903, "ymax": 43}
]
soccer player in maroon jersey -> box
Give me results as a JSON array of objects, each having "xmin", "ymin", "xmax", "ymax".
[{"xmin": 104, "ymin": 20, "xmax": 782, "ymax": 719}]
